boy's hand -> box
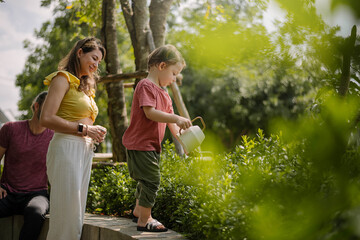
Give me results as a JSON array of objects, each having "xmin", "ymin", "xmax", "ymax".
[{"xmin": 176, "ymin": 116, "xmax": 192, "ymax": 130}]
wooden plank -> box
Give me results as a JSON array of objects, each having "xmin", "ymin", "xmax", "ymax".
[
  {"xmin": 93, "ymin": 153, "xmax": 113, "ymax": 161},
  {"xmin": 0, "ymin": 216, "xmax": 13, "ymax": 240},
  {"xmin": 124, "ymin": 83, "xmax": 135, "ymax": 88},
  {"xmin": 12, "ymin": 215, "xmax": 23, "ymax": 240},
  {"xmin": 98, "ymin": 71, "xmax": 148, "ymax": 84},
  {"xmin": 7, "ymin": 213, "xmax": 187, "ymax": 240},
  {"xmin": 81, "ymin": 224, "xmax": 100, "ymax": 240}
]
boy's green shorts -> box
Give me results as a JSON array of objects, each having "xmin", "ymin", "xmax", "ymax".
[{"xmin": 126, "ymin": 149, "xmax": 161, "ymax": 208}]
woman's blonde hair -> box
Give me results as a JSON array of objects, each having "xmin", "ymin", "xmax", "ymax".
[
  {"xmin": 58, "ymin": 37, "xmax": 106, "ymax": 94},
  {"xmin": 148, "ymin": 44, "xmax": 186, "ymax": 70}
]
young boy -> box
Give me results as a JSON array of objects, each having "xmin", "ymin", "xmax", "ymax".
[{"xmin": 122, "ymin": 45, "xmax": 191, "ymax": 232}]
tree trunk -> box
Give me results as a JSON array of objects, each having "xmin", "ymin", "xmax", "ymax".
[
  {"xmin": 119, "ymin": 0, "xmax": 137, "ymax": 57},
  {"xmin": 339, "ymin": 25, "xmax": 357, "ymax": 97},
  {"xmin": 149, "ymin": 0, "xmax": 173, "ymax": 48},
  {"xmin": 119, "ymin": 0, "xmax": 149, "ymax": 88},
  {"xmin": 102, "ymin": 0, "xmax": 128, "ymax": 162},
  {"xmin": 133, "ymin": 0, "xmax": 149, "ymax": 71}
]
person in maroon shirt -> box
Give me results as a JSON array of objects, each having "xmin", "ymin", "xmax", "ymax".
[{"xmin": 0, "ymin": 91, "xmax": 54, "ymax": 240}]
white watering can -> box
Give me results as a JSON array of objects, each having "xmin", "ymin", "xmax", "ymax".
[{"xmin": 177, "ymin": 116, "xmax": 206, "ymax": 154}]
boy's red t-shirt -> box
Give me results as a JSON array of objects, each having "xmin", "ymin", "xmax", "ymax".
[
  {"xmin": 0, "ymin": 120, "xmax": 54, "ymax": 193},
  {"xmin": 122, "ymin": 78, "xmax": 174, "ymax": 153}
]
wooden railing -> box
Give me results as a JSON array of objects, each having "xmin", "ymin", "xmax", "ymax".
[{"xmin": 92, "ymin": 153, "xmax": 123, "ymax": 169}]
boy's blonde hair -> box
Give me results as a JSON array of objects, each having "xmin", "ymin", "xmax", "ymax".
[{"xmin": 148, "ymin": 44, "xmax": 186, "ymax": 70}]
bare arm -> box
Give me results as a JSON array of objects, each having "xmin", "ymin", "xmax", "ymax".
[
  {"xmin": 0, "ymin": 146, "xmax": 7, "ymax": 199},
  {"xmin": 167, "ymin": 123, "xmax": 181, "ymax": 140},
  {"xmin": 40, "ymin": 74, "xmax": 78, "ymax": 134},
  {"xmin": 40, "ymin": 74, "xmax": 107, "ymax": 142},
  {"xmin": 143, "ymin": 106, "xmax": 191, "ymax": 130}
]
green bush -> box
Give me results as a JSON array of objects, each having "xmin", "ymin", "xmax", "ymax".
[
  {"xmin": 87, "ymin": 164, "xmax": 136, "ymax": 216},
  {"xmin": 86, "ymin": 96, "xmax": 360, "ymax": 239},
  {"xmin": 86, "ymin": 132, "xmax": 307, "ymax": 239},
  {"xmin": 156, "ymin": 131, "xmax": 308, "ymax": 240}
]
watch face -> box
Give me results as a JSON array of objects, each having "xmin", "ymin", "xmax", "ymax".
[{"xmin": 78, "ymin": 123, "xmax": 84, "ymax": 132}]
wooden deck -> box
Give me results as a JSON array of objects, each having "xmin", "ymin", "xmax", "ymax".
[{"xmin": 0, "ymin": 213, "xmax": 187, "ymax": 240}]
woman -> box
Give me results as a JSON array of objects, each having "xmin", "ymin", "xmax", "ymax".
[{"xmin": 40, "ymin": 37, "xmax": 107, "ymax": 240}]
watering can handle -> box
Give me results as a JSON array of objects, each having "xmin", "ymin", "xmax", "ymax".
[
  {"xmin": 192, "ymin": 116, "xmax": 206, "ymax": 131},
  {"xmin": 178, "ymin": 116, "xmax": 206, "ymax": 135}
]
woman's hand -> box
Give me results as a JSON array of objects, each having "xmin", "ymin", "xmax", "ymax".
[{"xmin": 87, "ymin": 125, "xmax": 107, "ymax": 143}]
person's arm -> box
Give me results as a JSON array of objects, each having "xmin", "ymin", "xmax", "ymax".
[
  {"xmin": 143, "ymin": 106, "xmax": 191, "ymax": 130},
  {"xmin": 0, "ymin": 145, "xmax": 7, "ymax": 199},
  {"xmin": 167, "ymin": 123, "xmax": 181, "ymax": 141},
  {"xmin": 40, "ymin": 74, "xmax": 106, "ymax": 142},
  {"xmin": 40, "ymin": 74, "xmax": 78, "ymax": 133}
]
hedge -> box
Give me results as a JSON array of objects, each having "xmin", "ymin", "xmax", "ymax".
[{"xmin": 87, "ymin": 97, "xmax": 360, "ymax": 239}]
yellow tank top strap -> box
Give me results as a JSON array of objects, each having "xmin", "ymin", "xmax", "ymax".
[
  {"xmin": 43, "ymin": 71, "xmax": 80, "ymax": 89},
  {"xmin": 43, "ymin": 70, "xmax": 98, "ymax": 122}
]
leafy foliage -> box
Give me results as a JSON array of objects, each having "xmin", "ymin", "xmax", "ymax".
[
  {"xmin": 167, "ymin": 0, "xmax": 337, "ymax": 147},
  {"xmin": 87, "ymin": 93, "xmax": 360, "ymax": 239},
  {"xmin": 87, "ymin": 134, "xmax": 300, "ymax": 239},
  {"xmin": 87, "ymin": 165, "xmax": 136, "ymax": 215},
  {"xmin": 18, "ymin": 0, "xmax": 360, "ymax": 152},
  {"xmin": 167, "ymin": 0, "xmax": 360, "ymax": 150}
]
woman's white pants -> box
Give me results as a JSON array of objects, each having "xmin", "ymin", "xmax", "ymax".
[{"xmin": 46, "ymin": 133, "xmax": 94, "ymax": 240}]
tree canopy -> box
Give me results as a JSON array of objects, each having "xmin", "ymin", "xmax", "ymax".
[{"xmin": 15, "ymin": 0, "xmax": 360, "ymax": 150}]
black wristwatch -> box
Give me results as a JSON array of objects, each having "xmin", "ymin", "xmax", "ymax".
[{"xmin": 78, "ymin": 123, "xmax": 84, "ymax": 134}]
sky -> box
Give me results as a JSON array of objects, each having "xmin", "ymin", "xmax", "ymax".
[
  {"xmin": 263, "ymin": 0, "xmax": 359, "ymax": 36},
  {"xmin": 0, "ymin": 0, "xmax": 359, "ymax": 120},
  {"xmin": 0, "ymin": 0, "xmax": 53, "ymax": 119}
]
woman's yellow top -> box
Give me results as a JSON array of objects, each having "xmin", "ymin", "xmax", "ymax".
[{"xmin": 43, "ymin": 71, "xmax": 98, "ymax": 122}]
